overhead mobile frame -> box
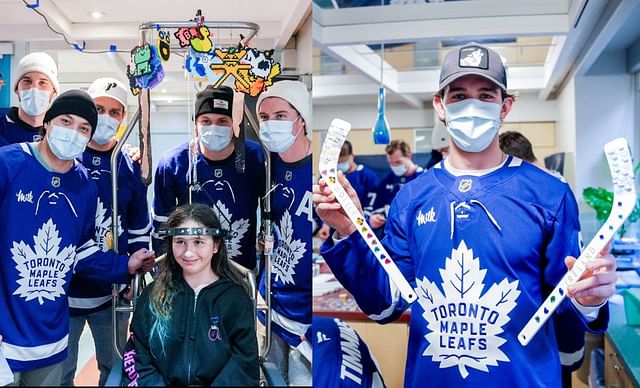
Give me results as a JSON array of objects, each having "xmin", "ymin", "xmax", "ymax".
[{"xmin": 108, "ymin": 18, "xmax": 278, "ymax": 383}]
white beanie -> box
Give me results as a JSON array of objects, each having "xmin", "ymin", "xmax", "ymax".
[
  {"xmin": 88, "ymin": 77, "xmax": 129, "ymax": 111},
  {"xmin": 432, "ymin": 113, "xmax": 449, "ymax": 150},
  {"xmin": 13, "ymin": 52, "xmax": 59, "ymax": 93},
  {"xmin": 256, "ymin": 80, "xmax": 311, "ymax": 134}
]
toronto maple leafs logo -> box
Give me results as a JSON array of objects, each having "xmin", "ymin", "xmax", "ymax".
[
  {"xmin": 272, "ymin": 210, "xmax": 305, "ymax": 285},
  {"xmin": 211, "ymin": 200, "xmax": 249, "ymax": 260},
  {"xmin": 95, "ymin": 199, "xmax": 123, "ymax": 251},
  {"xmin": 10, "ymin": 219, "xmax": 76, "ymax": 305},
  {"xmin": 415, "ymin": 241, "xmax": 520, "ymax": 379}
]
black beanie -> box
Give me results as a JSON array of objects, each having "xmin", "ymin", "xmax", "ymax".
[
  {"xmin": 44, "ymin": 89, "xmax": 98, "ymax": 136},
  {"xmin": 194, "ymin": 85, "xmax": 234, "ymax": 121}
]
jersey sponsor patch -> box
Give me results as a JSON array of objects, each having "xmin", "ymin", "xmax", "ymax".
[
  {"xmin": 416, "ymin": 207, "xmax": 437, "ymax": 226},
  {"xmin": 415, "ymin": 240, "xmax": 520, "ymax": 378},
  {"xmin": 16, "ymin": 189, "xmax": 34, "ymax": 203}
]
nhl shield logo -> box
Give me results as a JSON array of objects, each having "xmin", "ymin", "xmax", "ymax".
[
  {"xmin": 214, "ymin": 169, "xmax": 223, "ymax": 178},
  {"xmin": 51, "ymin": 176, "xmax": 61, "ymax": 188},
  {"xmin": 458, "ymin": 179, "xmax": 472, "ymax": 193},
  {"xmin": 285, "ymin": 170, "xmax": 293, "ymax": 181},
  {"xmin": 92, "ymin": 156, "xmax": 101, "ymax": 166}
]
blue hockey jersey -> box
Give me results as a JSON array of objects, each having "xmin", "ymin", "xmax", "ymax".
[
  {"xmin": 0, "ymin": 107, "xmax": 44, "ymax": 144},
  {"xmin": 152, "ymin": 141, "xmax": 265, "ymax": 270},
  {"xmin": 321, "ymin": 156, "xmax": 608, "ymax": 387},
  {"xmin": 371, "ymin": 166, "xmax": 424, "ymax": 217},
  {"xmin": 0, "ymin": 143, "xmax": 130, "ymax": 372},
  {"xmin": 346, "ymin": 164, "xmax": 379, "ymax": 216},
  {"xmin": 313, "ymin": 316, "xmax": 385, "ymax": 388},
  {"xmin": 67, "ymin": 146, "xmax": 151, "ymax": 315},
  {"xmin": 258, "ymin": 153, "xmax": 312, "ymax": 354}
]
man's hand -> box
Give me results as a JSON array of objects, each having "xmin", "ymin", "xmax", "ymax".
[
  {"xmin": 315, "ymin": 223, "xmax": 331, "ymax": 240},
  {"xmin": 123, "ymin": 144, "xmax": 142, "ymax": 163},
  {"xmin": 313, "ymin": 171, "xmax": 362, "ymax": 238},
  {"xmin": 566, "ymin": 245, "xmax": 617, "ymax": 307},
  {"xmin": 128, "ymin": 248, "xmax": 156, "ymax": 274},
  {"xmin": 370, "ymin": 214, "xmax": 386, "ymax": 229}
]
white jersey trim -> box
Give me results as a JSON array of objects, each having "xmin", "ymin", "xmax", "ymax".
[
  {"xmin": 559, "ymin": 347, "xmax": 584, "ymax": 366},
  {"xmin": 257, "ymin": 294, "xmax": 309, "ymax": 339},
  {"xmin": 68, "ymin": 295, "xmax": 112, "ymax": 309},
  {"xmin": 128, "ymin": 220, "xmax": 152, "ymax": 235},
  {"xmin": 367, "ymin": 276, "xmax": 401, "ymax": 321},
  {"xmin": 153, "ymin": 214, "xmax": 169, "ymax": 223},
  {"xmin": 3, "ymin": 335, "xmax": 68, "ymax": 362},
  {"xmin": 75, "ymin": 245, "xmax": 99, "ymax": 262},
  {"xmin": 128, "ymin": 236, "xmax": 150, "ymax": 244}
]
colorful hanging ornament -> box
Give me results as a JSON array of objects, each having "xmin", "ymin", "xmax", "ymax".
[
  {"xmin": 127, "ymin": 44, "xmax": 165, "ymax": 95},
  {"xmin": 157, "ymin": 29, "xmax": 171, "ymax": 62}
]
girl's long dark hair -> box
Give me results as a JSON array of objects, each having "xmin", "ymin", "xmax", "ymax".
[{"xmin": 148, "ymin": 203, "xmax": 249, "ymax": 352}]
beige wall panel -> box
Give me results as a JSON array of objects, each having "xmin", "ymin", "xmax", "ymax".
[{"xmin": 349, "ymin": 320, "xmax": 409, "ymax": 388}]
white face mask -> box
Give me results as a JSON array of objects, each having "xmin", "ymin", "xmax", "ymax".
[
  {"xmin": 199, "ymin": 124, "xmax": 232, "ymax": 152},
  {"xmin": 259, "ymin": 119, "xmax": 300, "ymax": 153},
  {"xmin": 390, "ymin": 163, "xmax": 408, "ymax": 177},
  {"xmin": 48, "ymin": 125, "xmax": 90, "ymax": 161},
  {"xmin": 337, "ymin": 161, "xmax": 350, "ymax": 173},
  {"xmin": 92, "ymin": 114, "xmax": 120, "ymax": 145},
  {"xmin": 19, "ymin": 88, "xmax": 51, "ymax": 117},
  {"xmin": 443, "ymin": 98, "xmax": 502, "ymax": 153}
]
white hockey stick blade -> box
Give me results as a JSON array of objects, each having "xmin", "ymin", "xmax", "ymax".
[
  {"xmin": 319, "ymin": 118, "xmax": 417, "ymax": 303},
  {"xmin": 518, "ymin": 137, "xmax": 636, "ymax": 346}
]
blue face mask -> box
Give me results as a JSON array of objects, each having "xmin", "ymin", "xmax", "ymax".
[
  {"xmin": 444, "ymin": 98, "xmax": 502, "ymax": 153},
  {"xmin": 259, "ymin": 119, "xmax": 301, "ymax": 153},
  {"xmin": 337, "ymin": 161, "xmax": 350, "ymax": 173},
  {"xmin": 390, "ymin": 163, "xmax": 408, "ymax": 177},
  {"xmin": 19, "ymin": 88, "xmax": 51, "ymax": 116},
  {"xmin": 48, "ymin": 125, "xmax": 90, "ymax": 161},
  {"xmin": 92, "ymin": 114, "xmax": 120, "ymax": 145},
  {"xmin": 199, "ymin": 124, "xmax": 232, "ymax": 152}
]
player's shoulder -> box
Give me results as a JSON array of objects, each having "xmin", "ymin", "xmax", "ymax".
[{"xmin": 158, "ymin": 142, "xmax": 190, "ymax": 166}]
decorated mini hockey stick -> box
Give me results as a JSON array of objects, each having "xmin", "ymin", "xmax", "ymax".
[
  {"xmin": 519, "ymin": 137, "xmax": 636, "ymax": 346},
  {"xmin": 319, "ymin": 118, "xmax": 417, "ymax": 303}
]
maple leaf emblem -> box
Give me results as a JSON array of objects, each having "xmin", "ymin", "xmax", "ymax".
[
  {"xmin": 273, "ymin": 210, "xmax": 305, "ymax": 285},
  {"xmin": 95, "ymin": 199, "xmax": 122, "ymax": 252},
  {"xmin": 415, "ymin": 240, "xmax": 520, "ymax": 379},
  {"xmin": 212, "ymin": 200, "xmax": 249, "ymax": 260},
  {"xmin": 11, "ymin": 219, "xmax": 76, "ymax": 305}
]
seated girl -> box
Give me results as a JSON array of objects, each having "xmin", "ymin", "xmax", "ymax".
[{"xmin": 122, "ymin": 203, "xmax": 259, "ymax": 386}]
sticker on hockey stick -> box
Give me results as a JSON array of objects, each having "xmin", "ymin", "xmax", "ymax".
[
  {"xmin": 519, "ymin": 137, "xmax": 636, "ymax": 346},
  {"xmin": 319, "ymin": 118, "xmax": 417, "ymax": 303}
]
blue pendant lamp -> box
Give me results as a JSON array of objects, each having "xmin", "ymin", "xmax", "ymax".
[{"xmin": 372, "ymin": 31, "xmax": 390, "ymax": 144}]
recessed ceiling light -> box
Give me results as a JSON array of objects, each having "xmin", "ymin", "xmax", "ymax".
[
  {"xmin": 90, "ymin": 11, "xmax": 105, "ymax": 19},
  {"xmin": 160, "ymin": 88, "xmax": 167, "ymax": 94}
]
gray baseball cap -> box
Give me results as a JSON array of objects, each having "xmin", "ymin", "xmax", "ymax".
[{"xmin": 438, "ymin": 43, "xmax": 507, "ymax": 93}]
